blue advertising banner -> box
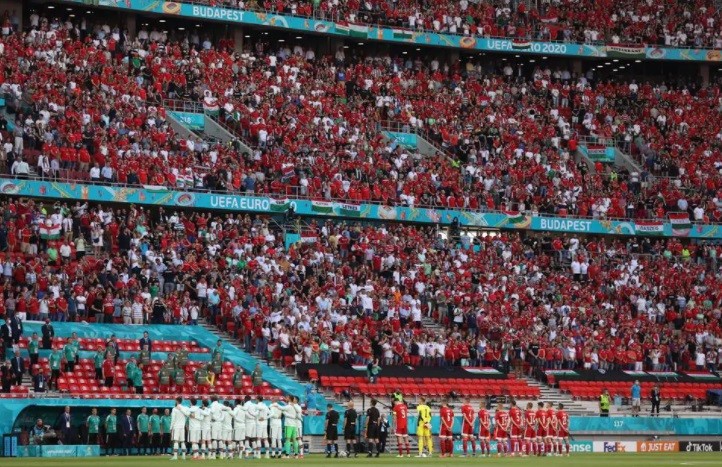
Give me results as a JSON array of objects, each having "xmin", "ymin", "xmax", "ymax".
[
  {"xmin": 383, "ymin": 131, "xmax": 418, "ymax": 149},
  {"xmin": 60, "ymin": 0, "xmax": 722, "ymax": 62},
  {"xmin": 17, "ymin": 445, "xmax": 101, "ymax": 458},
  {"xmin": 167, "ymin": 111, "xmax": 205, "ymax": 131},
  {"xmin": 579, "ymin": 145, "xmax": 616, "ymax": 163},
  {"xmin": 573, "ymin": 416, "xmax": 722, "ymax": 435},
  {"xmin": 2, "ymin": 178, "xmax": 721, "ymax": 239}
]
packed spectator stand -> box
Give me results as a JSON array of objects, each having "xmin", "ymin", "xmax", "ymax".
[
  {"xmin": 2, "ymin": 11, "xmax": 721, "ymax": 223},
  {"xmin": 0, "ymin": 5, "xmax": 721, "ymax": 406},
  {"xmin": 129, "ymin": 0, "xmax": 722, "ymax": 49},
  {"xmin": 0, "ymin": 194, "xmax": 720, "ymax": 400}
]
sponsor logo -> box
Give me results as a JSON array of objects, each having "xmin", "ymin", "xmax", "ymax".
[
  {"xmin": 570, "ymin": 442, "xmax": 593, "ymax": 453},
  {"xmin": 638, "ymin": 441, "xmax": 679, "ymax": 453},
  {"xmin": 594, "ymin": 441, "xmax": 637, "ymax": 453},
  {"xmin": 604, "ymin": 442, "xmax": 626, "ymax": 453},
  {"xmin": 680, "ymin": 441, "xmax": 722, "ymax": 452}
]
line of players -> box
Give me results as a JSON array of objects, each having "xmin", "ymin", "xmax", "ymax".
[
  {"xmin": 449, "ymin": 399, "xmax": 570, "ymax": 457},
  {"xmin": 390, "ymin": 398, "xmax": 570, "ymax": 458},
  {"xmin": 168, "ymin": 395, "xmax": 305, "ymax": 460}
]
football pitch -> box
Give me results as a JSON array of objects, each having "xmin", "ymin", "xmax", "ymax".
[{"xmin": 0, "ymin": 454, "xmax": 719, "ymax": 466}]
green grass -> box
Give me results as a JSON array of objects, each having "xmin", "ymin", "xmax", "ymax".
[{"xmin": 0, "ymin": 453, "xmax": 720, "ymax": 466}]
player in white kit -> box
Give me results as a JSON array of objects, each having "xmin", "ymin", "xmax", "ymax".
[
  {"xmin": 187, "ymin": 398, "xmax": 203, "ymax": 459},
  {"xmin": 255, "ymin": 396, "xmax": 271, "ymax": 458},
  {"xmin": 170, "ymin": 396, "xmax": 190, "ymax": 460},
  {"xmin": 232, "ymin": 398, "xmax": 247, "ymax": 459},
  {"xmin": 293, "ymin": 396, "xmax": 305, "ymax": 458},
  {"xmin": 243, "ymin": 395, "xmax": 258, "ymax": 458},
  {"xmin": 221, "ymin": 401, "xmax": 234, "ymax": 458},
  {"xmin": 200, "ymin": 399, "xmax": 212, "ymax": 459},
  {"xmin": 209, "ymin": 396, "xmax": 224, "ymax": 459},
  {"xmin": 269, "ymin": 397, "xmax": 284, "ymax": 458}
]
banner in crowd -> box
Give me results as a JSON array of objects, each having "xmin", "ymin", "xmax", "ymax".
[
  {"xmin": 167, "ymin": 111, "xmax": 205, "ymax": 131},
  {"xmin": 546, "ymin": 368, "xmax": 717, "ymax": 383},
  {"xmin": 579, "ymin": 144, "xmax": 615, "ymax": 163},
  {"xmin": 3, "ymin": 178, "xmax": 722, "ymax": 239},
  {"xmin": 669, "ymin": 212, "xmax": 692, "ymax": 237},
  {"xmin": 61, "ymin": 0, "xmax": 722, "ymax": 62},
  {"xmin": 296, "ymin": 364, "xmax": 505, "ymax": 380},
  {"xmin": 383, "ymin": 131, "xmax": 419, "ymax": 149}
]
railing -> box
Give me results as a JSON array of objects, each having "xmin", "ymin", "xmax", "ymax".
[
  {"xmin": 161, "ymin": 98, "xmax": 258, "ymax": 150},
  {"xmin": 164, "ymin": 98, "xmax": 204, "ymax": 114},
  {"xmin": 58, "ymin": 0, "xmax": 722, "ymax": 53},
  {"xmin": 2, "ymin": 174, "xmax": 715, "ymax": 226}
]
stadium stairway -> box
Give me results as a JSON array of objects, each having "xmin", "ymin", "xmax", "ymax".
[
  {"xmin": 198, "ymin": 320, "xmax": 340, "ymax": 412},
  {"xmin": 523, "ymin": 377, "xmax": 595, "ymax": 415}
]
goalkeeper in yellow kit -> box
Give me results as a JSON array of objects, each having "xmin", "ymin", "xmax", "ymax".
[{"xmin": 416, "ymin": 397, "xmax": 433, "ymax": 457}]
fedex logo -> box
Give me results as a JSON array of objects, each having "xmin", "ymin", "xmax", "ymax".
[{"xmin": 604, "ymin": 442, "xmax": 626, "ymax": 453}]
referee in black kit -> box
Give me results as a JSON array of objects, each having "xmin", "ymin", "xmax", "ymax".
[
  {"xmin": 325, "ymin": 404, "xmax": 340, "ymax": 457},
  {"xmin": 365, "ymin": 399, "xmax": 381, "ymax": 457},
  {"xmin": 344, "ymin": 401, "xmax": 359, "ymax": 457}
]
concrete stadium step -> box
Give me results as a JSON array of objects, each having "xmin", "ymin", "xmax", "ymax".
[
  {"xmin": 200, "ymin": 319, "xmax": 312, "ymax": 391},
  {"xmin": 523, "ymin": 377, "xmax": 595, "ymax": 416}
]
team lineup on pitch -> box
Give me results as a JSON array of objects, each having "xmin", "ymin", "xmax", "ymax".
[
  {"xmin": 168, "ymin": 395, "xmax": 304, "ymax": 460},
  {"xmin": 160, "ymin": 395, "xmax": 572, "ymax": 460}
]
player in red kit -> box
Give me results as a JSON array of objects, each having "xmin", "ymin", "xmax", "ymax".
[
  {"xmin": 546, "ymin": 402, "xmax": 558, "ymax": 456},
  {"xmin": 439, "ymin": 402, "xmax": 454, "ymax": 457},
  {"xmin": 508, "ymin": 401, "xmax": 523, "ymax": 456},
  {"xmin": 460, "ymin": 398, "xmax": 476, "ymax": 456},
  {"xmin": 392, "ymin": 401, "xmax": 411, "ymax": 457},
  {"xmin": 556, "ymin": 404, "xmax": 570, "ymax": 456},
  {"xmin": 477, "ymin": 400, "xmax": 491, "ymax": 457},
  {"xmin": 523, "ymin": 402, "xmax": 538, "ymax": 457},
  {"xmin": 536, "ymin": 402, "xmax": 549, "ymax": 456},
  {"xmin": 493, "ymin": 405, "xmax": 510, "ymax": 457}
]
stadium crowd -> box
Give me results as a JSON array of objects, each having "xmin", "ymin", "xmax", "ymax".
[
  {"xmin": 2, "ymin": 13, "xmax": 721, "ymax": 223},
  {"xmin": 0, "ymin": 7, "xmax": 721, "ymax": 395},
  {"xmin": 138, "ymin": 0, "xmax": 722, "ymax": 48},
  {"xmin": 1, "ymin": 195, "xmax": 721, "ymax": 390}
]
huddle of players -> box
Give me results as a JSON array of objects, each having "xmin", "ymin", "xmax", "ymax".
[
  {"xmin": 168, "ymin": 395, "xmax": 304, "ymax": 460},
  {"xmin": 444, "ymin": 399, "xmax": 571, "ymax": 457}
]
